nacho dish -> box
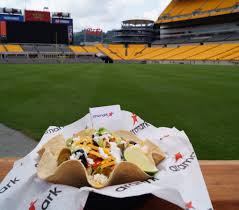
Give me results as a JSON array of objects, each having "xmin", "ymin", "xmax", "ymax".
[{"xmin": 37, "ymin": 128, "xmax": 165, "ymax": 188}]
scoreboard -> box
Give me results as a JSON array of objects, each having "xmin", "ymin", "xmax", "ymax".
[{"xmin": 6, "ymin": 21, "xmax": 69, "ymax": 44}]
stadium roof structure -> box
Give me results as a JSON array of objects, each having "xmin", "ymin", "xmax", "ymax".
[{"xmin": 122, "ymin": 19, "xmax": 154, "ymax": 26}]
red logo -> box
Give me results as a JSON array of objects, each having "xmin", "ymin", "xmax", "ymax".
[
  {"xmin": 175, "ymin": 152, "xmax": 183, "ymax": 162},
  {"xmin": 108, "ymin": 112, "xmax": 113, "ymax": 117},
  {"xmin": 131, "ymin": 113, "xmax": 138, "ymax": 125},
  {"xmin": 29, "ymin": 200, "xmax": 37, "ymax": 210},
  {"xmin": 185, "ymin": 201, "xmax": 194, "ymax": 209}
]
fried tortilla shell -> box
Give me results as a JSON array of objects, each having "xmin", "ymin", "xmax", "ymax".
[
  {"xmin": 37, "ymin": 129, "xmax": 162, "ymax": 189},
  {"xmin": 38, "ymin": 134, "xmax": 67, "ymax": 158}
]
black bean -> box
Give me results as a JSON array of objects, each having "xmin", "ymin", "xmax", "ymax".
[
  {"xmin": 93, "ymin": 140, "xmax": 98, "ymax": 146},
  {"xmin": 129, "ymin": 141, "xmax": 137, "ymax": 145},
  {"xmin": 74, "ymin": 149, "xmax": 85, "ymax": 154}
]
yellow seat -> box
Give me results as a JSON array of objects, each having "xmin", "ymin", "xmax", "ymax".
[
  {"xmin": 69, "ymin": 46, "xmax": 87, "ymax": 53},
  {"xmin": 0, "ymin": 45, "xmax": 6, "ymax": 52},
  {"xmin": 5, "ymin": 45, "xmax": 23, "ymax": 53},
  {"xmin": 108, "ymin": 44, "xmax": 126, "ymax": 59},
  {"xmin": 127, "ymin": 44, "xmax": 146, "ymax": 60},
  {"xmin": 83, "ymin": 46, "xmax": 99, "ymax": 53},
  {"xmin": 96, "ymin": 45, "xmax": 122, "ymax": 60}
]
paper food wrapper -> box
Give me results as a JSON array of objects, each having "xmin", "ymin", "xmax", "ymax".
[{"xmin": 0, "ymin": 105, "xmax": 213, "ymax": 210}]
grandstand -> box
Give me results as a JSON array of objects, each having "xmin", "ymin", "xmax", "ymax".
[
  {"xmin": 157, "ymin": 0, "xmax": 239, "ymax": 23},
  {"xmin": 91, "ymin": 0, "xmax": 239, "ymax": 64},
  {"xmin": 1, "ymin": 1, "xmax": 239, "ymax": 64}
]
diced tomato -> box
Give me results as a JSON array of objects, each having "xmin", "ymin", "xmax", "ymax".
[{"xmin": 92, "ymin": 158, "xmax": 102, "ymax": 169}]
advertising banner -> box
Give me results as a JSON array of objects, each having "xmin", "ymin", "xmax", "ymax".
[
  {"xmin": 68, "ymin": 25, "xmax": 73, "ymax": 44},
  {"xmin": 0, "ymin": 14, "xmax": 24, "ymax": 22},
  {"xmin": 52, "ymin": 18, "xmax": 73, "ymax": 25},
  {"xmin": 0, "ymin": 21, "xmax": 6, "ymax": 36},
  {"xmin": 52, "ymin": 18, "xmax": 73, "ymax": 44},
  {"xmin": 86, "ymin": 28, "xmax": 102, "ymax": 36},
  {"xmin": 25, "ymin": 10, "xmax": 50, "ymax": 22}
]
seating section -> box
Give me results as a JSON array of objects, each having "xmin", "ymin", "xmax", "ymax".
[
  {"xmin": 95, "ymin": 44, "xmax": 147, "ymax": 60},
  {"xmin": 157, "ymin": 0, "xmax": 239, "ymax": 23},
  {"xmin": 96, "ymin": 43, "xmax": 239, "ymax": 61},
  {"xmin": 1, "ymin": 43, "xmax": 239, "ymax": 62},
  {"xmin": 5, "ymin": 45, "xmax": 23, "ymax": 53}
]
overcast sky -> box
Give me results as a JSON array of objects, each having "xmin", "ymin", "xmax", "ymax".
[{"xmin": 0, "ymin": 0, "xmax": 171, "ymax": 32}]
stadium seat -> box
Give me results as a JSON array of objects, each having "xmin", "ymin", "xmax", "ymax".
[
  {"xmin": 69, "ymin": 45, "xmax": 87, "ymax": 53},
  {"xmin": 5, "ymin": 45, "xmax": 23, "ymax": 53},
  {"xmin": 216, "ymin": 0, "xmax": 237, "ymax": 9},
  {"xmin": 187, "ymin": 44, "xmax": 237, "ymax": 60},
  {"xmin": 83, "ymin": 46, "xmax": 99, "ymax": 53},
  {"xmin": 151, "ymin": 45, "xmax": 197, "ymax": 60},
  {"xmin": 221, "ymin": 49, "xmax": 239, "ymax": 60},
  {"xmin": 200, "ymin": 0, "xmax": 223, "ymax": 12},
  {"xmin": 127, "ymin": 44, "xmax": 146, "ymax": 60},
  {"xmin": 96, "ymin": 44, "xmax": 122, "ymax": 60},
  {"xmin": 108, "ymin": 44, "xmax": 126, "ymax": 59},
  {"xmin": 0, "ymin": 45, "xmax": 6, "ymax": 52},
  {"xmin": 210, "ymin": 45, "xmax": 239, "ymax": 60},
  {"xmin": 134, "ymin": 47, "xmax": 172, "ymax": 60},
  {"xmin": 205, "ymin": 44, "xmax": 239, "ymax": 60}
]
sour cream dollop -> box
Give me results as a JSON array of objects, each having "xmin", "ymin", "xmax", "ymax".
[{"xmin": 109, "ymin": 142, "xmax": 122, "ymax": 163}]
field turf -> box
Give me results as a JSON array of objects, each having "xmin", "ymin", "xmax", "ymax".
[{"xmin": 0, "ymin": 63, "xmax": 239, "ymax": 160}]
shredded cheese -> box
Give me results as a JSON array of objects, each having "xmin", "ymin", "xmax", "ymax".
[
  {"xmin": 101, "ymin": 161, "xmax": 115, "ymax": 169},
  {"xmin": 89, "ymin": 150, "xmax": 102, "ymax": 158}
]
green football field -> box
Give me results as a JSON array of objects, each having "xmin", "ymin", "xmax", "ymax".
[{"xmin": 0, "ymin": 63, "xmax": 239, "ymax": 160}]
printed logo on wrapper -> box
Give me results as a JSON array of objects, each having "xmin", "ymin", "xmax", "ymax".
[
  {"xmin": 92, "ymin": 111, "xmax": 114, "ymax": 118},
  {"xmin": 44, "ymin": 127, "xmax": 63, "ymax": 135},
  {"xmin": 29, "ymin": 187, "xmax": 62, "ymax": 210},
  {"xmin": 185, "ymin": 201, "xmax": 194, "ymax": 209},
  {"xmin": 115, "ymin": 177, "xmax": 159, "ymax": 192},
  {"xmin": 0, "ymin": 177, "xmax": 20, "ymax": 194},
  {"xmin": 90, "ymin": 105, "xmax": 121, "ymax": 128},
  {"xmin": 29, "ymin": 200, "xmax": 37, "ymax": 210},
  {"xmin": 169, "ymin": 152, "xmax": 196, "ymax": 172},
  {"xmin": 131, "ymin": 113, "xmax": 138, "ymax": 125},
  {"xmin": 130, "ymin": 121, "xmax": 150, "ymax": 135},
  {"xmin": 175, "ymin": 152, "xmax": 183, "ymax": 162}
]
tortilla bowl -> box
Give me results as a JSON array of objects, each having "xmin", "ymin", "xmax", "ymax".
[{"xmin": 37, "ymin": 131, "xmax": 164, "ymax": 189}]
